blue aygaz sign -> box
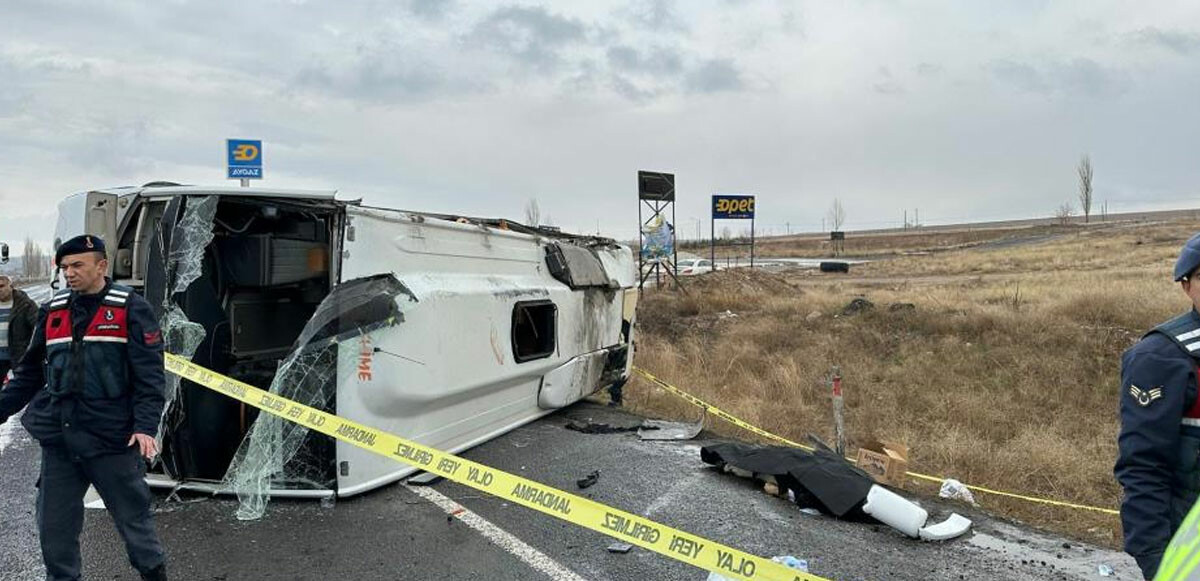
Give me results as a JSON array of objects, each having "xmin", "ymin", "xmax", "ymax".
[
  {"xmin": 227, "ymin": 139, "xmax": 263, "ymax": 179},
  {"xmin": 712, "ymin": 195, "xmax": 756, "ymax": 219}
]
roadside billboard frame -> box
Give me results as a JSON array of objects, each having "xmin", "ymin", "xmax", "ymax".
[{"xmin": 710, "ymin": 194, "xmax": 757, "ymax": 271}]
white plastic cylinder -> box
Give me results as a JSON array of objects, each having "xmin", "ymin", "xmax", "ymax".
[{"xmin": 862, "ymin": 485, "xmax": 928, "ymax": 538}]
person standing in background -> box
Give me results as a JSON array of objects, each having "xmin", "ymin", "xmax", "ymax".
[{"xmin": 0, "ymin": 274, "xmax": 38, "ymax": 382}]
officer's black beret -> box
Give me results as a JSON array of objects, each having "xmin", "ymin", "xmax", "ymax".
[
  {"xmin": 1177, "ymin": 233, "xmax": 1200, "ymax": 281},
  {"xmin": 55, "ymin": 234, "xmax": 107, "ymax": 265}
]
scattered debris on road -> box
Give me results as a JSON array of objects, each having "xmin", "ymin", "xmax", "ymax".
[
  {"xmin": 565, "ymin": 421, "xmax": 647, "ymax": 435},
  {"xmin": 939, "ymin": 478, "xmax": 977, "ymax": 505},
  {"xmin": 918, "ymin": 514, "xmax": 973, "ymax": 542},
  {"xmin": 638, "ymin": 418, "xmax": 704, "ymax": 441},
  {"xmin": 606, "ymin": 542, "xmax": 633, "ymax": 554},
  {"xmin": 707, "ymin": 555, "xmax": 809, "ymax": 580},
  {"xmin": 855, "ymin": 440, "xmax": 910, "ymax": 487},
  {"xmin": 576, "ymin": 470, "xmax": 600, "ymax": 489}
]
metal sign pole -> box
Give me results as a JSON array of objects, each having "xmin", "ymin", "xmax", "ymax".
[
  {"xmin": 638, "ymin": 190, "xmax": 644, "ymax": 291},
  {"xmin": 750, "ymin": 215, "xmax": 755, "ymax": 268},
  {"xmin": 672, "ymin": 196, "xmax": 678, "ymax": 288},
  {"xmin": 654, "ymin": 200, "xmax": 661, "ymax": 288}
]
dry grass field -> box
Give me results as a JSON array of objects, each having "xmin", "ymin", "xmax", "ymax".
[{"xmin": 627, "ymin": 218, "xmax": 1200, "ymax": 547}]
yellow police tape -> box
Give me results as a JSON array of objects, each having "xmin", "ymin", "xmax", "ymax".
[
  {"xmin": 162, "ymin": 354, "xmax": 826, "ymax": 581},
  {"xmin": 631, "ymin": 367, "xmax": 1121, "ymax": 517}
]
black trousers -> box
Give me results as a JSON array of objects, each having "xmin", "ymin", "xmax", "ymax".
[
  {"xmin": 0, "ymin": 360, "xmax": 10, "ymax": 383},
  {"xmin": 37, "ymin": 445, "xmax": 165, "ymax": 581}
]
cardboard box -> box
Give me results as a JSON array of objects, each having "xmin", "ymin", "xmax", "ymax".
[{"xmin": 855, "ymin": 440, "xmax": 909, "ymax": 486}]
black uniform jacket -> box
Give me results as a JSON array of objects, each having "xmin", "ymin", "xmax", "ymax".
[{"xmin": 0, "ymin": 280, "xmax": 166, "ymax": 457}]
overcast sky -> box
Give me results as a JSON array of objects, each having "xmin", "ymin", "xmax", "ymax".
[{"xmin": 1, "ymin": 0, "xmax": 1198, "ymax": 243}]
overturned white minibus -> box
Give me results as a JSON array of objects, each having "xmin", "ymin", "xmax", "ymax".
[{"xmin": 52, "ymin": 183, "xmax": 637, "ymax": 514}]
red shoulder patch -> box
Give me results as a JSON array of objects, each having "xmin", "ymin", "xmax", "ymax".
[{"xmin": 143, "ymin": 330, "xmax": 162, "ymax": 346}]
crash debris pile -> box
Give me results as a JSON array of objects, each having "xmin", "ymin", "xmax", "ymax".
[{"xmin": 700, "ymin": 442, "xmax": 972, "ymax": 542}]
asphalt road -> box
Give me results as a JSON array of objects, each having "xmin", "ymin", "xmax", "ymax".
[{"xmin": 1, "ymin": 402, "xmax": 1142, "ymax": 581}]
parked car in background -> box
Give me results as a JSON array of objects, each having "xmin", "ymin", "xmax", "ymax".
[{"xmin": 678, "ymin": 258, "xmax": 713, "ymax": 276}]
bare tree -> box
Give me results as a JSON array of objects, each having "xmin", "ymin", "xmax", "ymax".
[
  {"xmin": 827, "ymin": 199, "xmax": 846, "ymax": 232},
  {"xmin": 22, "ymin": 238, "xmax": 35, "ymax": 277},
  {"xmin": 35, "ymin": 245, "xmax": 47, "ymax": 277},
  {"xmin": 1077, "ymin": 155, "xmax": 1093, "ymax": 224},
  {"xmin": 1055, "ymin": 201, "xmax": 1075, "ymax": 225},
  {"xmin": 523, "ymin": 198, "xmax": 541, "ymax": 226},
  {"xmin": 22, "ymin": 238, "xmax": 48, "ymax": 278}
]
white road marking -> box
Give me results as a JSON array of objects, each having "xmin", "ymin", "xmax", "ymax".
[
  {"xmin": 84, "ymin": 486, "xmax": 106, "ymax": 509},
  {"xmin": 642, "ymin": 471, "xmax": 704, "ymax": 519},
  {"xmin": 404, "ymin": 484, "xmax": 590, "ymax": 581},
  {"xmin": 0, "ymin": 415, "xmax": 20, "ymax": 455}
]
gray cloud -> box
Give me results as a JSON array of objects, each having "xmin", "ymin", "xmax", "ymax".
[
  {"xmin": 684, "ymin": 59, "xmax": 743, "ymax": 93},
  {"xmin": 1054, "ymin": 58, "xmax": 1130, "ymax": 96},
  {"xmin": 292, "ymin": 56, "xmax": 470, "ymax": 104},
  {"xmin": 915, "ymin": 62, "xmax": 943, "ymax": 76},
  {"xmin": 873, "ymin": 66, "xmax": 904, "ymax": 95},
  {"xmin": 608, "ymin": 74, "xmax": 658, "ymax": 102},
  {"xmin": 623, "ymin": 0, "xmax": 687, "ymax": 33},
  {"xmin": 0, "ymin": 58, "xmax": 30, "ymax": 117},
  {"xmin": 987, "ymin": 60, "xmax": 1050, "ymax": 94},
  {"xmin": 986, "ymin": 58, "xmax": 1128, "ymax": 97},
  {"xmin": 407, "ymin": 0, "xmax": 456, "ymax": 20},
  {"xmin": 67, "ymin": 119, "xmax": 155, "ymax": 175},
  {"xmin": 605, "ymin": 45, "xmax": 683, "ymax": 75},
  {"xmin": 470, "ymin": 6, "xmax": 588, "ymax": 70},
  {"xmin": 1127, "ymin": 26, "xmax": 1200, "ymax": 55}
]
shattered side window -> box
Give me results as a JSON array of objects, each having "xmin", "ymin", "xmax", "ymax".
[
  {"xmin": 223, "ymin": 274, "xmax": 411, "ymax": 520},
  {"xmin": 545, "ymin": 242, "xmax": 614, "ymax": 289},
  {"xmin": 158, "ymin": 196, "xmax": 218, "ymax": 441}
]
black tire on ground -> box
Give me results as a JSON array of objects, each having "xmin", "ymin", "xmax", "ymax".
[{"xmin": 820, "ymin": 261, "xmax": 850, "ymax": 273}]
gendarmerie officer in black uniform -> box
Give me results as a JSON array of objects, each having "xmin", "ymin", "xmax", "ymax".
[
  {"xmin": 0, "ymin": 234, "xmax": 168, "ymax": 581},
  {"xmin": 1116, "ymin": 232, "xmax": 1200, "ymax": 579}
]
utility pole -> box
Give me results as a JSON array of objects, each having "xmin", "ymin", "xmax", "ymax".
[
  {"xmin": 915, "ymin": 208, "xmax": 919, "ymax": 229},
  {"xmin": 904, "ymin": 210, "xmax": 907, "ymax": 230}
]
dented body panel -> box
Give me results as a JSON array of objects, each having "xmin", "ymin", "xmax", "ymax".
[{"xmin": 334, "ymin": 205, "xmax": 636, "ymax": 495}]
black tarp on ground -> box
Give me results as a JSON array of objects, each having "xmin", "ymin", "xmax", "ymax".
[{"xmin": 700, "ymin": 442, "xmax": 875, "ymax": 520}]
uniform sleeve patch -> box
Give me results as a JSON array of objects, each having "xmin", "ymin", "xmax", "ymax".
[
  {"xmin": 143, "ymin": 330, "xmax": 162, "ymax": 346},
  {"xmin": 1129, "ymin": 384, "xmax": 1164, "ymax": 407}
]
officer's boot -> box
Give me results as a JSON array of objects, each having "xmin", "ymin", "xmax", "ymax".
[{"xmin": 141, "ymin": 564, "xmax": 167, "ymax": 581}]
